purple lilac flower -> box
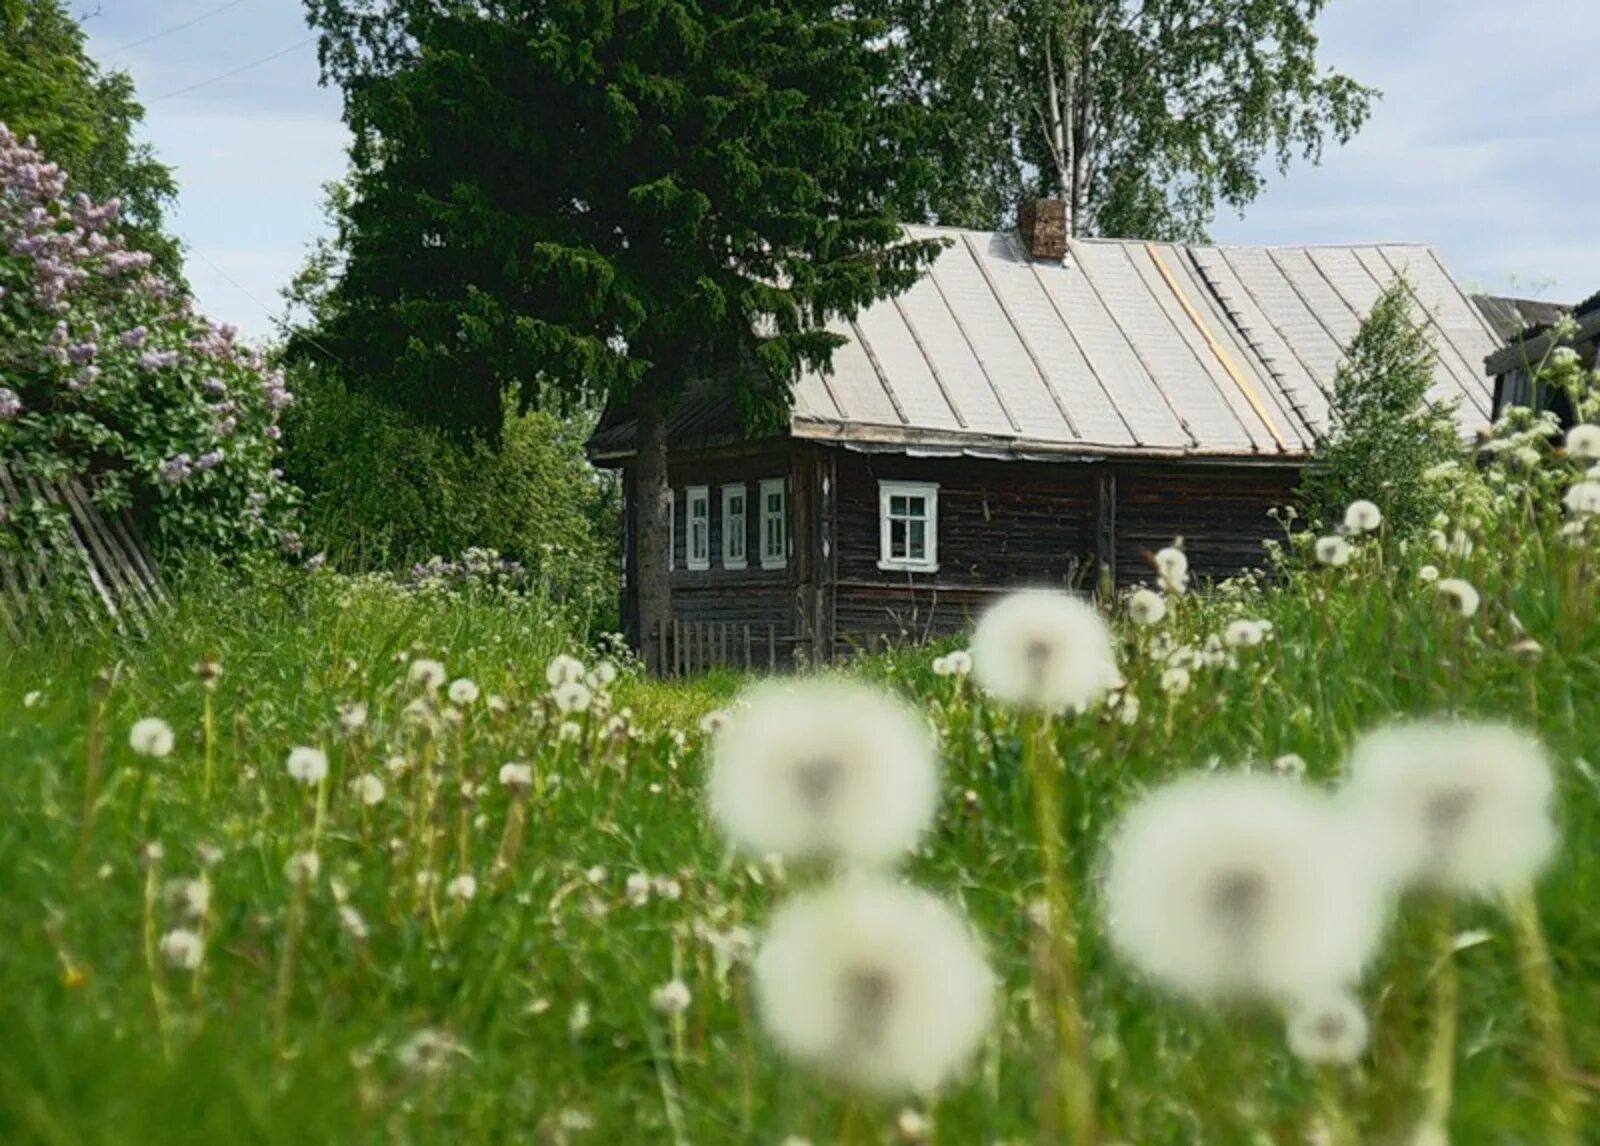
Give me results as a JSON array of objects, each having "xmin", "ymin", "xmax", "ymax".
[
  {"xmin": 195, "ymin": 449, "xmax": 225, "ymax": 472},
  {"xmin": 265, "ymin": 425, "xmax": 282, "ymax": 441},
  {"xmin": 213, "ymin": 416, "xmax": 238, "ymax": 438},
  {"xmin": 140, "ymin": 350, "xmax": 180, "ymax": 370},
  {"xmin": 119, "ymin": 326, "xmax": 149, "ymax": 349},
  {"xmin": 67, "ymin": 342, "xmax": 97, "ymax": 365},
  {"xmin": 0, "ymin": 387, "xmax": 21, "ymax": 419},
  {"xmin": 202, "ymin": 377, "xmax": 228, "ymax": 396},
  {"xmin": 160, "ymin": 454, "xmax": 193, "ymax": 484}
]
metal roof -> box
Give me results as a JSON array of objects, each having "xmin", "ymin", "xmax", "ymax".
[
  {"xmin": 788, "ymin": 228, "xmax": 1502, "ymax": 460},
  {"xmin": 1472, "ymin": 294, "xmax": 1570, "ymax": 343}
]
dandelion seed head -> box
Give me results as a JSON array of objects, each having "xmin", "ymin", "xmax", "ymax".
[
  {"xmin": 1223, "ymin": 619, "xmax": 1269, "ymax": 649},
  {"xmin": 159, "ymin": 928, "xmax": 204, "ymax": 970},
  {"xmin": 351, "ymin": 773, "xmax": 386, "ymax": 806},
  {"xmin": 709, "ymin": 680, "xmax": 938, "ymax": 865},
  {"xmin": 971, "ymin": 589, "xmax": 1120, "ymax": 713},
  {"xmin": 1563, "ymin": 480, "xmax": 1600, "ymax": 516},
  {"xmin": 1127, "ymin": 588, "xmax": 1167, "ymax": 626},
  {"xmin": 447, "ymin": 678, "xmax": 480, "ymax": 705},
  {"xmin": 588, "ymin": 660, "xmax": 619, "ymax": 688},
  {"xmin": 23, "ymin": 690, "xmax": 43, "ymax": 708},
  {"xmin": 408, "ymin": 658, "xmax": 446, "ymax": 690},
  {"xmin": 1160, "ymin": 666, "xmax": 1191, "ymax": 696},
  {"xmin": 944, "ymin": 650, "xmax": 972, "ymax": 676},
  {"xmin": 499, "ymin": 762, "xmax": 533, "ymax": 793},
  {"xmin": 1104, "ymin": 774, "xmax": 1385, "ymax": 1002},
  {"xmin": 1434, "ymin": 578, "xmax": 1480, "ymax": 618},
  {"xmin": 1418, "ymin": 564, "xmax": 1440, "ymax": 583},
  {"xmin": 1343, "ymin": 719, "xmax": 1557, "ymax": 895},
  {"xmin": 165, "ymin": 878, "xmax": 209, "ymax": 920},
  {"xmin": 753, "ymin": 877, "xmax": 994, "ymax": 1095},
  {"xmin": 1286, "ymin": 991, "xmax": 1369, "ymax": 1066},
  {"xmin": 545, "ymin": 654, "xmax": 585, "ymax": 688},
  {"xmin": 651, "ymin": 978, "xmax": 692, "ymax": 1016},
  {"xmin": 286, "ymin": 746, "xmax": 328, "ymax": 786},
  {"xmin": 1343, "ymin": 500, "xmax": 1383, "ymax": 535},
  {"xmin": 447, "ymin": 873, "xmax": 477, "ymax": 902},
  {"xmin": 284, "ymin": 850, "xmax": 321, "ymax": 884},
  {"xmin": 1314, "ymin": 536, "xmax": 1352, "ymax": 567},
  {"xmin": 397, "ymin": 1029, "xmax": 464, "ymax": 1077},
  {"xmin": 129, "ymin": 717, "xmax": 174, "ymax": 758},
  {"xmin": 338, "ymin": 702, "xmax": 368, "ymax": 733},
  {"xmin": 552, "ymin": 680, "xmax": 592, "ymax": 714}
]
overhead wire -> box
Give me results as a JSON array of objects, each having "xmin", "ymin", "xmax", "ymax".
[
  {"xmin": 151, "ymin": 35, "xmax": 316, "ymax": 101},
  {"xmin": 100, "ymin": 0, "xmax": 252, "ymax": 58}
]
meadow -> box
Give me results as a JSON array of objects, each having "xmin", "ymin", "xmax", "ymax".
[{"xmin": 3, "ymin": 440, "xmax": 1600, "ymax": 1145}]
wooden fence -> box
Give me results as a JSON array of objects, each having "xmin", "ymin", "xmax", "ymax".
[{"xmin": 651, "ymin": 619, "xmax": 791, "ymax": 678}]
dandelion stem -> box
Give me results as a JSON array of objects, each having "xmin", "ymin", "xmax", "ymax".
[
  {"xmin": 72, "ymin": 671, "xmax": 111, "ymax": 886},
  {"xmin": 1506, "ymin": 885, "xmax": 1580, "ymax": 1146},
  {"xmin": 142, "ymin": 862, "xmax": 173, "ymax": 1060},
  {"xmin": 1024, "ymin": 711, "xmax": 1096, "ymax": 1146},
  {"xmin": 1418, "ymin": 901, "xmax": 1459, "ymax": 1141},
  {"xmin": 1314, "ymin": 1067, "xmax": 1359, "ymax": 1146},
  {"xmin": 273, "ymin": 869, "xmax": 309, "ymax": 1052},
  {"xmin": 201, "ymin": 689, "xmax": 216, "ymax": 804}
]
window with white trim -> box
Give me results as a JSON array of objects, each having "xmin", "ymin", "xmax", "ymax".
[
  {"xmin": 667, "ymin": 488, "xmax": 675, "ymax": 571},
  {"xmin": 686, "ymin": 486, "xmax": 710, "ymax": 570},
  {"xmin": 759, "ymin": 478, "xmax": 787, "ymax": 569},
  {"xmin": 721, "ymin": 484, "xmax": 748, "ymax": 569},
  {"xmin": 878, "ymin": 481, "xmax": 939, "ymax": 572}
]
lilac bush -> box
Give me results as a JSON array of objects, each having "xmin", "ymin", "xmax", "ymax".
[{"xmin": 0, "ymin": 123, "xmax": 296, "ymax": 553}]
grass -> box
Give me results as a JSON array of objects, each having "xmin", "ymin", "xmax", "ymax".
[{"xmin": 2, "ymin": 481, "xmax": 1598, "ymax": 1144}]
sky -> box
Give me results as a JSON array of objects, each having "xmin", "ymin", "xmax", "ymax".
[{"xmin": 81, "ymin": 0, "xmax": 1600, "ymax": 342}]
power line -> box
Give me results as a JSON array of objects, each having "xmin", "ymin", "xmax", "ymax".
[
  {"xmin": 152, "ymin": 35, "xmax": 315, "ymax": 101},
  {"xmin": 189, "ymin": 246, "xmax": 352, "ymax": 368},
  {"xmin": 101, "ymin": 0, "xmax": 252, "ymax": 58}
]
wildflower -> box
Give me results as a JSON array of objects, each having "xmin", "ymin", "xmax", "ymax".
[
  {"xmin": 284, "ymin": 851, "xmax": 321, "ymax": 884},
  {"xmin": 753, "ymin": 876, "xmax": 994, "ymax": 1094},
  {"xmin": 1160, "ymin": 665, "xmax": 1192, "ymax": 696},
  {"xmin": 338, "ymin": 702, "xmax": 368, "ymax": 733},
  {"xmin": 386, "ymin": 754, "xmax": 410, "ymax": 777},
  {"xmin": 970, "ymin": 589, "xmax": 1121, "ymax": 713},
  {"xmin": 129, "ymin": 717, "xmax": 175, "ymax": 758},
  {"xmin": 944, "ymin": 650, "xmax": 972, "ymax": 676},
  {"xmin": 286, "ymin": 746, "xmax": 329, "ymax": 786},
  {"xmin": 1127, "ymin": 588, "xmax": 1167, "ymax": 626},
  {"xmin": 447, "ymin": 678, "xmax": 480, "ymax": 705},
  {"xmin": 1154, "ymin": 545, "xmax": 1189, "ymax": 594},
  {"xmin": 447, "ymin": 873, "xmax": 478, "ymax": 902},
  {"xmin": 651, "ymin": 979, "xmax": 692, "ymax": 1016},
  {"xmin": 1103, "ymin": 774, "xmax": 1385, "ymax": 1001},
  {"xmin": 397, "ymin": 1029, "xmax": 465, "ymax": 1077},
  {"xmin": 1342, "ymin": 720, "xmax": 1556, "ymax": 895},
  {"xmin": 1567, "ymin": 424, "xmax": 1600, "ymax": 460},
  {"xmin": 708, "ymin": 679, "xmax": 938, "ymax": 865},
  {"xmin": 1223, "ymin": 619, "xmax": 1269, "ymax": 649},
  {"xmin": 350, "ymin": 774, "xmax": 386, "ymax": 806},
  {"xmin": 193, "ymin": 657, "xmax": 223, "ymax": 688},
  {"xmin": 1107, "ymin": 691, "xmax": 1140, "ymax": 726},
  {"xmin": 1512, "ymin": 637, "xmax": 1544, "ymax": 662},
  {"xmin": 1418, "ymin": 564, "xmax": 1440, "ymax": 583},
  {"xmin": 408, "ymin": 658, "xmax": 446, "ymax": 690},
  {"xmin": 1286, "ymin": 992, "xmax": 1369, "ymax": 1065},
  {"xmin": 588, "ymin": 660, "xmax": 619, "ymax": 689},
  {"xmin": 1435, "ymin": 578, "xmax": 1480, "ymax": 618},
  {"xmin": 1563, "ymin": 480, "xmax": 1600, "ymax": 516},
  {"xmin": 1314, "ymin": 536, "xmax": 1352, "ymax": 567},
  {"xmin": 546, "ymin": 654, "xmax": 585, "ymax": 688},
  {"xmin": 625, "ymin": 872, "xmax": 651, "ymax": 906},
  {"xmin": 1343, "ymin": 500, "xmax": 1383, "ymax": 535},
  {"xmin": 166, "ymin": 878, "xmax": 210, "ymax": 920},
  {"xmin": 552, "ymin": 680, "xmax": 592, "ymax": 714},
  {"xmin": 931, "ymin": 655, "xmax": 952, "ymax": 676},
  {"xmin": 159, "ymin": 928, "xmax": 204, "ymax": 970},
  {"xmin": 0, "ymin": 387, "xmax": 21, "ymax": 420},
  {"xmin": 499, "ymin": 762, "xmax": 534, "ymax": 793},
  {"xmin": 559, "ymin": 720, "xmax": 582, "ymax": 742}
]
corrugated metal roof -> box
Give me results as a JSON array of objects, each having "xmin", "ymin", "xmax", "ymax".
[{"xmin": 788, "ymin": 228, "xmax": 1501, "ymax": 460}]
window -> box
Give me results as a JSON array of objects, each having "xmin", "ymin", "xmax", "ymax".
[
  {"xmin": 878, "ymin": 481, "xmax": 939, "ymax": 572},
  {"xmin": 668, "ymin": 488, "xmax": 675, "ymax": 572},
  {"xmin": 722, "ymin": 484, "xmax": 748, "ymax": 569},
  {"xmin": 760, "ymin": 478, "xmax": 787, "ymax": 569},
  {"xmin": 686, "ymin": 486, "xmax": 710, "ymax": 570}
]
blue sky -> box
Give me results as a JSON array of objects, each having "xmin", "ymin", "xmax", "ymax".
[{"xmin": 84, "ymin": 0, "xmax": 1599, "ymax": 341}]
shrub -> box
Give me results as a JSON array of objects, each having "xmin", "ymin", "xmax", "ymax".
[{"xmin": 0, "ymin": 124, "xmax": 296, "ymax": 555}]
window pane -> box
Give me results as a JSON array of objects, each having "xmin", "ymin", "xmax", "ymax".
[
  {"xmin": 905, "ymin": 495, "xmax": 925, "ymax": 520},
  {"xmin": 890, "ymin": 496, "xmax": 908, "ymax": 516},
  {"xmin": 908, "ymin": 520, "xmax": 925, "ymax": 559},
  {"xmin": 889, "ymin": 518, "xmax": 907, "ymax": 558}
]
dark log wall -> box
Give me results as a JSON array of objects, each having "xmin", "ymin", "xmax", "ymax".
[{"xmin": 1112, "ymin": 466, "xmax": 1299, "ymax": 586}]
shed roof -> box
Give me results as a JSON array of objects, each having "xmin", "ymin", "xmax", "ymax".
[{"xmin": 590, "ymin": 228, "xmax": 1503, "ymax": 463}]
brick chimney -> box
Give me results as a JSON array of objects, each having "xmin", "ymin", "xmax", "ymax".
[{"xmin": 1018, "ymin": 198, "xmax": 1069, "ymax": 261}]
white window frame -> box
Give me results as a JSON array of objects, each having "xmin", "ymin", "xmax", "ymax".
[
  {"xmin": 759, "ymin": 478, "xmax": 788, "ymax": 570},
  {"xmin": 667, "ymin": 488, "xmax": 675, "ymax": 572},
  {"xmin": 877, "ymin": 480, "xmax": 939, "ymax": 573},
  {"xmin": 721, "ymin": 483, "xmax": 748, "ymax": 570},
  {"xmin": 686, "ymin": 485, "xmax": 710, "ymax": 571}
]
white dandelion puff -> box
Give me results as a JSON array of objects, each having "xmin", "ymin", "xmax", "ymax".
[
  {"xmin": 284, "ymin": 851, "xmax": 321, "ymax": 884},
  {"xmin": 1223, "ymin": 619, "xmax": 1269, "ymax": 649},
  {"xmin": 1154, "ymin": 546, "xmax": 1189, "ymax": 594},
  {"xmin": 1159, "ymin": 666, "xmax": 1192, "ymax": 696},
  {"xmin": 1286, "ymin": 991, "xmax": 1370, "ymax": 1066},
  {"xmin": 447, "ymin": 873, "xmax": 478, "ymax": 902},
  {"xmin": 931, "ymin": 655, "xmax": 952, "ymax": 677},
  {"xmin": 159, "ymin": 928, "xmax": 204, "ymax": 970},
  {"xmin": 1434, "ymin": 578, "xmax": 1480, "ymax": 618},
  {"xmin": 1563, "ymin": 480, "xmax": 1600, "ymax": 516},
  {"xmin": 129, "ymin": 717, "xmax": 175, "ymax": 759},
  {"xmin": 447, "ymin": 678, "xmax": 480, "ymax": 705},
  {"xmin": 499, "ymin": 762, "xmax": 534, "ymax": 793},
  {"xmin": 408, "ymin": 658, "xmax": 446, "ymax": 690},
  {"xmin": 1418, "ymin": 564, "xmax": 1440, "ymax": 584},
  {"xmin": 944, "ymin": 650, "xmax": 972, "ymax": 676},
  {"xmin": 753, "ymin": 876, "xmax": 994, "ymax": 1095},
  {"xmin": 651, "ymin": 978, "xmax": 692, "ymax": 1016},
  {"xmin": 397, "ymin": 1029, "xmax": 465, "ymax": 1077},
  {"xmin": 971, "ymin": 589, "xmax": 1120, "ymax": 713},
  {"xmin": 545, "ymin": 654, "xmax": 586, "ymax": 688},
  {"xmin": 1566, "ymin": 424, "xmax": 1600, "ymax": 460},
  {"xmin": 588, "ymin": 660, "xmax": 619, "ymax": 689},
  {"xmin": 1342, "ymin": 719, "xmax": 1556, "ymax": 896},
  {"xmin": 337, "ymin": 702, "xmax": 368, "ymax": 733},
  {"xmin": 552, "ymin": 680, "xmax": 592, "ymax": 714},
  {"xmin": 350, "ymin": 774, "xmax": 386, "ymax": 806},
  {"xmin": 1127, "ymin": 588, "xmax": 1167, "ymax": 626},
  {"xmin": 286, "ymin": 746, "xmax": 329, "ymax": 786},
  {"xmin": 1103, "ymin": 774, "xmax": 1386, "ymax": 1002},
  {"xmin": 708, "ymin": 679, "xmax": 938, "ymax": 865},
  {"xmin": 165, "ymin": 878, "xmax": 210, "ymax": 920},
  {"xmin": 1314, "ymin": 536, "xmax": 1352, "ymax": 567},
  {"xmin": 1343, "ymin": 500, "xmax": 1383, "ymax": 536}
]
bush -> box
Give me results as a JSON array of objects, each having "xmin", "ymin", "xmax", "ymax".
[
  {"xmin": 1301, "ymin": 280, "xmax": 1468, "ymax": 536},
  {"xmin": 278, "ymin": 365, "xmax": 617, "ymax": 618},
  {"xmin": 0, "ymin": 124, "xmax": 296, "ymax": 555}
]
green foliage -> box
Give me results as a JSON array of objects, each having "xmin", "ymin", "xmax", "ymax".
[
  {"xmin": 1302, "ymin": 281, "xmax": 1468, "ymax": 535},
  {"xmin": 0, "ymin": 0, "xmax": 179, "ymax": 270},
  {"xmin": 278, "ymin": 365, "xmax": 617, "ymax": 617},
  {"xmin": 297, "ymin": 0, "xmax": 942, "ymax": 438},
  {"xmin": 862, "ymin": 0, "xmax": 1376, "ymax": 239},
  {"xmin": 0, "ymin": 128, "xmax": 297, "ymax": 558}
]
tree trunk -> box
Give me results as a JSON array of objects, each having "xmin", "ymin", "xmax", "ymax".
[{"xmin": 634, "ymin": 385, "xmax": 672, "ymax": 674}]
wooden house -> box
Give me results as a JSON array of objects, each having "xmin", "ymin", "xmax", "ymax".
[
  {"xmin": 1485, "ymin": 290, "xmax": 1594, "ymax": 428},
  {"xmin": 589, "ymin": 204, "xmax": 1502, "ymax": 671}
]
